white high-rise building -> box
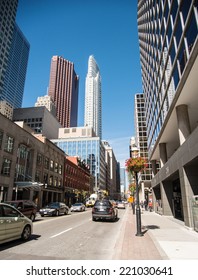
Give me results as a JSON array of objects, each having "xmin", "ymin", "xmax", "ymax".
[
  {"xmin": 84, "ymin": 55, "xmax": 102, "ymax": 139},
  {"xmin": 35, "ymin": 95, "xmax": 56, "ymax": 116}
]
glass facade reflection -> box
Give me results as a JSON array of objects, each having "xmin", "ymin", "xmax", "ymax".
[
  {"xmin": 137, "ymin": 0, "xmax": 198, "ymax": 157},
  {"xmin": 52, "ymin": 137, "xmax": 106, "ymax": 190}
]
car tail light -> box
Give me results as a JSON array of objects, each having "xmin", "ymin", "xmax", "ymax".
[
  {"xmin": 108, "ymin": 207, "xmax": 113, "ymax": 214},
  {"xmin": 92, "ymin": 207, "xmax": 96, "ymax": 213}
]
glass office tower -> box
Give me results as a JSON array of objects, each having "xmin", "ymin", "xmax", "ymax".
[
  {"xmin": 137, "ymin": 0, "xmax": 198, "ymax": 229},
  {"xmin": 138, "ymin": 0, "xmax": 197, "ymax": 157},
  {"xmin": 2, "ymin": 23, "xmax": 30, "ymax": 108},
  {"xmin": 48, "ymin": 56, "xmax": 79, "ymax": 128},
  {"xmin": 0, "ymin": 0, "xmax": 18, "ymax": 101},
  {"xmin": 52, "ymin": 137, "xmax": 106, "ymax": 191}
]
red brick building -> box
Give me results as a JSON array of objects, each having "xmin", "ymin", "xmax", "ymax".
[{"xmin": 64, "ymin": 156, "xmax": 93, "ymax": 206}]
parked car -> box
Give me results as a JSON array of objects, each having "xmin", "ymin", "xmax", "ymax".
[
  {"xmin": 5, "ymin": 200, "xmax": 38, "ymax": 222},
  {"xmin": 92, "ymin": 199, "xmax": 118, "ymax": 222},
  {"xmin": 0, "ymin": 203, "xmax": 33, "ymax": 244},
  {"xmin": 70, "ymin": 203, "xmax": 86, "ymax": 212},
  {"xmin": 116, "ymin": 200, "xmax": 126, "ymax": 209},
  {"xmin": 39, "ymin": 202, "xmax": 69, "ymax": 217}
]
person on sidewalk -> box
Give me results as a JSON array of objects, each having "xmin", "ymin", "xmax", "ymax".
[
  {"xmin": 148, "ymin": 200, "xmax": 153, "ymax": 212},
  {"xmin": 144, "ymin": 199, "xmax": 148, "ymax": 211}
]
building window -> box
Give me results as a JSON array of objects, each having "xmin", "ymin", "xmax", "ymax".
[
  {"xmin": 177, "ymin": 40, "xmax": 187, "ymax": 75},
  {"xmin": 35, "ymin": 170, "xmax": 41, "ymax": 182},
  {"xmin": 170, "ymin": 0, "xmax": 178, "ymax": 24},
  {"xmin": 174, "ymin": 17, "xmax": 183, "ymax": 47},
  {"xmin": 37, "ymin": 153, "xmax": 43, "ymax": 165},
  {"xmin": 49, "ymin": 175, "xmax": 53, "ymax": 186},
  {"xmin": 50, "ymin": 160, "xmax": 54, "ymax": 171},
  {"xmin": 4, "ymin": 135, "xmax": 14, "ymax": 153},
  {"xmin": 172, "ymin": 64, "xmax": 180, "ymax": 91},
  {"xmin": 0, "ymin": 130, "xmax": 3, "ymax": 149},
  {"xmin": 44, "ymin": 157, "xmax": 49, "ymax": 169},
  {"xmin": 185, "ymin": 12, "xmax": 197, "ymax": 55},
  {"xmin": 54, "ymin": 162, "xmax": 58, "ymax": 173},
  {"xmin": 54, "ymin": 177, "xmax": 57, "ymax": 187},
  {"xmin": 58, "ymin": 164, "xmax": 62, "ymax": 175},
  {"xmin": 1, "ymin": 158, "xmax": 12, "ymax": 176},
  {"xmin": 180, "ymin": 0, "xmax": 191, "ymax": 24}
]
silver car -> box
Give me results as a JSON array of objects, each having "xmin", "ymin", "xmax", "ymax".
[
  {"xmin": 70, "ymin": 203, "xmax": 86, "ymax": 212},
  {"xmin": 0, "ymin": 203, "xmax": 33, "ymax": 245}
]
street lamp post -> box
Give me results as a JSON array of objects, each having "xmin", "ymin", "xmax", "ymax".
[
  {"xmin": 134, "ymin": 170, "xmax": 143, "ymax": 237},
  {"xmin": 130, "ymin": 145, "xmax": 144, "ymax": 237},
  {"xmin": 126, "ymin": 147, "xmax": 147, "ymax": 237}
]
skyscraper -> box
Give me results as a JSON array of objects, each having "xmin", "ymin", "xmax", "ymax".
[
  {"xmin": 0, "ymin": 0, "xmax": 18, "ymax": 100},
  {"xmin": 84, "ymin": 55, "xmax": 102, "ymax": 139},
  {"xmin": 137, "ymin": 0, "xmax": 198, "ymax": 229},
  {"xmin": 48, "ymin": 56, "xmax": 79, "ymax": 127},
  {"xmin": 2, "ymin": 23, "xmax": 30, "ymax": 108}
]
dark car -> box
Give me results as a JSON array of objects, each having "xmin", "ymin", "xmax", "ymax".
[
  {"xmin": 92, "ymin": 199, "xmax": 118, "ymax": 222},
  {"xmin": 5, "ymin": 200, "xmax": 37, "ymax": 222},
  {"xmin": 39, "ymin": 202, "xmax": 69, "ymax": 217}
]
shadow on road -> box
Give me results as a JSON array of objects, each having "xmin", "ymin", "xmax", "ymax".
[{"xmin": 0, "ymin": 234, "xmax": 41, "ymax": 252}]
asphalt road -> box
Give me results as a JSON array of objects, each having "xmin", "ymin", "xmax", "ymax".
[{"xmin": 0, "ymin": 207, "xmax": 127, "ymax": 260}]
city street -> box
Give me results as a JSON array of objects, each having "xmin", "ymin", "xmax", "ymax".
[{"xmin": 0, "ymin": 208, "xmax": 127, "ymax": 260}]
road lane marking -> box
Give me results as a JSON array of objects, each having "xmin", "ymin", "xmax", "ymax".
[{"xmin": 50, "ymin": 228, "xmax": 73, "ymax": 238}]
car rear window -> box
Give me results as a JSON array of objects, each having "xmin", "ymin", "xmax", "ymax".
[{"xmin": 95, "ymin": 200, "xmax": 111, "ymax": 206}]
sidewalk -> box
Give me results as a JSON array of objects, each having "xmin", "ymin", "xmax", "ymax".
[{"xmin": 113, "ymin": 206, "xmax": 198, "ymax": 260}]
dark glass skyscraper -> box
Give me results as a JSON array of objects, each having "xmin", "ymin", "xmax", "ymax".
[
  {"xmin": 2, "ymin": 23, "xmax": 30, "ymax": 108},
  {"xmin": 48, "ymin": 56, "xmax": 79, "ymax": 128},
  {"xmin": 0, "ymin": 0, "xmax": 18, "ymax": 100}
]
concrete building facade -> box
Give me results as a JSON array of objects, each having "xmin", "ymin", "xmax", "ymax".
[
  {"xmin": 0, "ymin": 113, "xmax": 65, "ymax": 207},
  {"xmin": 35, "ymin": 95, "xmax": 56, "ymax": 117},
  {"xmin": 13, "ymin": 106, "xmax": 62, "ymax": 139},
  {"xmin": 138, "ymin": 0, "xmax": 198, "ymax": 229}
]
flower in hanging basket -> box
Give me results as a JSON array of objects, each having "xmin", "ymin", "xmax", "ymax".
[{"xmin": 125, "ymin": 157, "xmax": 148, "ymax": 173}]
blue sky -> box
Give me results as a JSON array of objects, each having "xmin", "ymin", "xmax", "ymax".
[{"xmin": 16, "ymin": 0, "xmax": 142, "ymax": 167}]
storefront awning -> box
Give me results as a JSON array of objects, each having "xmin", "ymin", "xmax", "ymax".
[{"xmin": 15, "ymin": 181, "xmax": 43, "ymax": 191}]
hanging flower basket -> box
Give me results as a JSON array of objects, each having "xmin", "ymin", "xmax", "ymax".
[{"xmin": 125, "ymin": 157, "xmax": 148, "ymax": 173}]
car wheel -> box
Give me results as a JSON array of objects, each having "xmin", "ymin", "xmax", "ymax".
[
  {"xmin": 41, "ymin": 214, "xmax": 44, "ymax": 217},
  {"xmin": 21, "ymin": 225, "xmax": 31, "ymax": 241},
  {"xmin": 55, "ymin": 210, "xmax": 59, "ymax": 216},
  {"xmin": 30, "ymin": 213, "xmax": 35, "ymax": 222},
  {"xmin": 92, "ymin": 216, "xmax": 96, "ymax": 221},
  {"xmin": 64, "ymin": 209, "xmax": 68, "ymax": 215}
]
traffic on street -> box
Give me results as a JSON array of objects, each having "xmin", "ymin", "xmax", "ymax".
[{"xmin": 0, "ymin": 204, "xmax": 127, "ymax": 260}]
